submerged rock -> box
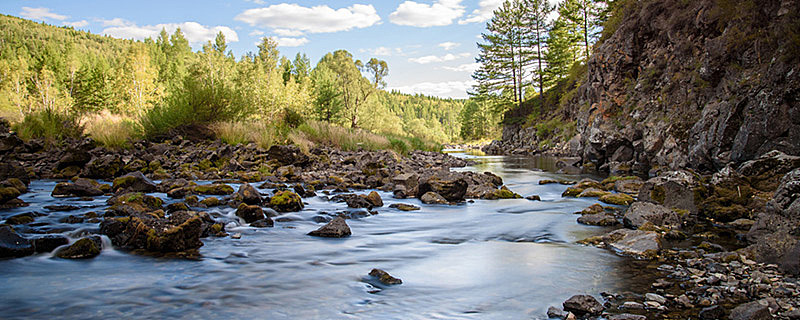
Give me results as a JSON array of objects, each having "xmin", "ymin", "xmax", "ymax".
[
  {"xmin": 112, "ymin": 171, "xmax": 157, "ymax": 193},
  {"xmin": 416, "ymin": 171, "xmax": 467, "ymax": 202},
  {"xmin": 420, "ymin": 191, "xmax": 448, "ymax": 204},
  {"xmin": 389, "ymin": 203, "xmax": 420, "ymax": 211},
  {"xmin": 55, "ymin": 237, "xmax": 101, "ymax": 259},
  {"xmin": 0, "ymin": 225, "xmax": 34, "ymax": 258},
  {"xmin": 33, "ymin": 235, "xmax": 69, "ymax": 253},
  {"xmin": 369, "ymin": 268, "xmax": 402, "ymax": 285},
  {"xmin": 52, "ymin": 182, "xmax": 104, "ymax": 197},
  {"xmin": 308, "ymin": 216, "xmax": 351, "ymax": 238},
  {"xmin": 563, "ymin": 294, "xmax": 604, "ymax": 316},
  {"xmin": 235, "ymin": 203, "xmax": 265, "ymax": 223}
]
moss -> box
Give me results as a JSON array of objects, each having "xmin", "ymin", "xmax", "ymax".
[
  {"xmin": 599, "ymin": 193, "xmax": 635, "ymax": 205},
  {"xmin": 487, "ymin": 187, "xmax": 522, "ymax": 200},
  {"xmin": 672, "ymin": 208, "xmax": 689, "ymax": 216},
  {"xmin": 577, "ymin": 189, "xmax": 611, "ymax": 198},
  {"xmin": 0, "ymin": 186, "xmax": 22, "ymax": 202},
  {"xmin": 562, "ymin": 186, "xmax": 584, "ymax": 197},
  {"xmin": 211, "ymin": 223, "xmax": 223, "ymax": 233},
  {"xmin": 269, "ymin": 190, "xmax": 303, "ymax": 212},
  {"xmin": 193, "ymin": 184, "xmax": 234, "ymax": 195},
  {"xmin": 115, "ymin": 217, "xmax": 131, "ymax": 224},
  {"xmin": 600, "ymin": 176, "xmax": 638, "ymax": 185},
  {"xmin": 111, "ymin": 175, "xmax": 137, "ymax": 190},
  {"xmin": 650, "ymin": 185, "xmax": 666, "ymax": 204},
  {"xmin": 200, "ymin": 197, "xmax": 221, "ymax": 207},
  {"xmin": 55, "ymin": 238, "xmax": 100, "ymax": 259}
]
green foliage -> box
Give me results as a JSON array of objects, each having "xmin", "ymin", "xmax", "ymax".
[{"xmin": 13, "ymin": 108, "xmax": 83, "ymax": 142}]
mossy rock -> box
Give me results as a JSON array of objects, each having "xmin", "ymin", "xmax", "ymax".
[
  {"xmin": 485, "ymin": 186, "xmax": 523, "ymax": 200},
  {"xmin": 562, "ymin": 186, "xmax": 584, "ymax": 197},
  {"xmin": 577, "ymin": 188, "xmax": 611, "ymax": 198},
  {"xmin": 0, "ymin": 186, "xmax": 21, "ymax": 203},
  {"xmin": 5, "ymin": 214, "xmax": 34, "ymax": 225},
  {"xmin": 200, "ymin": 197, "xmax": 221, "ymax": 207},
  {"xmin": 193, "ymin": 184, "xmax": 234, "ymax": 195},
  {"xmin": 600, "ymin": 176, "xmax": 638, "ymax": 185},
  {"xmin": 1, "ymin": 178, "xmax": 27, "ymax": 194},
  {"xmin": 599, "ymin": 193, "xmax": 635, "ymax": 205},
  {"xmin": 269, "ymin": 190, "xmax": 303, "ymax": 212},
  {"xmin": 55, "ymin": 237, "xmax": 100, "ymax": 259}
]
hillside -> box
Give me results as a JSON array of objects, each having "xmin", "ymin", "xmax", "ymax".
[{"xmin": 491, "ymin": 0, "xmax": 800, "ymax": 175}]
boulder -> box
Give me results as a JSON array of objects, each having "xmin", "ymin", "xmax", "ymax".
[
  {"xmin": 105, "ymin": 192, "xmax": 164, "ymax": 216},
  {"xmin": 54, "ymin": 237, "xmax": 101, "ymax": 259},
  {"xmin": 365, "ymin": 191, "xmax": 383, "ymax": 207},
  {"xmin": 235, "ymin": 183, "xmax": 262, "ymax": 205},
  {"xmin": 0, "ymin": 186, "xmax": 21, "ymax": 203},
  {"xmin": 563, "ymin": 294, "xmax": 604, "ymax": 316},
  {"xmin": 268, "ymin": 145, "xmax": 308, "ymax": 166},
  {"xmin": 580, "ymin": 229, "xmax": 661, "ymax": 259},
  {"xmin": 235, "ymin": 203, "xmax": 265, "ymax": 223},
  {"xmin": 33, "ymin": 235, "xmax": 69, "ymax": 253},
  {"xmin": 638, "ymin": 170, "xmax": 699, "ymax": 214},
  {"xmin": 0, "ymin": 225, "xmax": 34, "ymax": 258},
  {"xmin": 608, "ymin": 314, "xmax": 646, "ymax": 320},
  {"xmin": 600, "ymin": 193, "xmax": 635, "ymax": 205},
  {"xmin": 112, "ymin": 171, "xmax": 157, "ymax": 193},
  {"xmin": 56, "ymin": 149, "xmax": 92, "ymax": 170},
  {"xmin": 577, "ymin": 188, "xmax": 611, "ymax": 198},
  {"xmin": 250, "ymin": 218, "xmax": 274, "ymax": 228},
  {"xmin": 99, "ymin": 212, "xmax": 204, "ymax": 253},
  {"xmin": 482, "ymin": 186, "xmax": 523, "ymax": 199},
  {"xmin": 0, "ymin": 161, "xmax": 29, "ymax": 185},
  {"xmin": 193, "ymin": 183, "xmax": 234, "ymax": 195},
  {"xmin": 729, "ymin": 298, "xmax": 777, "ymax": 319},
  {"xmin": 614, "ymin": 178, "xmax": 644, "ymax": 194},
  {"xmin": 369, "ymin": 268, "xmax": 402, "ymax": 285},
  {"xmin": 578, "ymin": 213, "xmax": 619, "ymax": 226},
  {"xmin": 84, "ymin": 154, "xmax": 123, "ymax": 179},
  {"xmin": 746, "ymin": 168, "xmax": 800, "ymax": 275},
  {"xmin": 420, "ymin": 192, "xmax": 448, "ymax": 204},
  {"xmin": 389, "ymin": 203, "xmax": 421, "ymax": 211},
  {"xmin": 393, "ymin": 173, "xmax": 419, "ymax": 191},
  {"xmin": 0, "ymin": 132, "xmax": 22, "ymax": 153},
  {"xmin": 0, "ymin": 178, "xmax": 27, "ymax": 194},
  {"xmin": 623, "ymin": 202, "xmax": 682, "ymax": 229},
  {"xmin": 269, "ymin": 190, "xmax": 304, "ymax": 212},
  {"xmin": 52, "ymin": 182, "xmax": 104, "ymax": 197},
  {"xmin": 699, "ymin": 305, "xmax": 725, "ymax": 320},
  {"xmin": 308, "ymin": 216, "xmax": 351, "ymax": 238},
  {"xmin": 416, "ymin": 171, "xmax": 467, "ymax": 202},
  {"xmin": 737, "ymin": 150, "xmax": 800, "ymax": 192}
]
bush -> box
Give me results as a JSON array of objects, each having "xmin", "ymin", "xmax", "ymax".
[
  {"xmin": 82, "ymin": 111, "xmax": 140, "ymax": 149},
  {"xmin": 212, "ymin": 120, "xmax": 285, "ymax": 149},
  {"xmin": 13, "ymin": 109, "xmax": 83, "ymax": 143}
]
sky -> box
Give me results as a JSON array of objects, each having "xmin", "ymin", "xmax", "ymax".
[{"xmin": 0, "ymin": 0, "xmax": 516, "ymax": 99}]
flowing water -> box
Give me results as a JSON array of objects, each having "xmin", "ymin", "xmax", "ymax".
[{"xmin": 0, "ymin": 150, "xmax": 657, "ymax": 319}]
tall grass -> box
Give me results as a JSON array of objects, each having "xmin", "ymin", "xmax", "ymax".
[
  {"xmin": 12, "ymin": 109, "xmax": 83, "ymax": 143},
  {"xmin": 291, "ymin": 120, "xmax": 440, "ymax": 154},
  {"xmin": 81, "ymin": 111, "xmax": 140, "ymax": 149},
  {"xmin": 212, "ymin": 120, "xmax": 284, "ymax": 149}
]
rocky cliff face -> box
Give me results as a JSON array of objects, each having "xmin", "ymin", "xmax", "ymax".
[{"xmin": 495, "ymin": 0, "xmax": 800, "ymax": 175}]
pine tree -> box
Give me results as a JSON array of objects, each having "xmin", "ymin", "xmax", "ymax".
[
  {"xmin": 474, "ymin": 0, "xmax": 529, "ymax": 107},
  {"xmin": 520, "ymin": 0, "xmax": 554, "ymax": 105}
]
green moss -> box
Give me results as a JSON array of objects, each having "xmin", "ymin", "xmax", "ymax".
[
  {"xmin": 211, "ymin": 223, "xmax": 223, "ymax": 233},
  {"xmin": 193, "ymin": 184, "xmax": 234, "ymax": 195},
  {"xmin": 116, "ymin": 217, "xmax": 131, "ymax": 223},
  {"xmin": 599, "ymin": 193, "xmax": 635, "ymax": 205},
  {"xmin": 562, "ymin": 186, "xmax": 584, "ymax": 197},
  {"xmin": 200, "ymin": 197, "xmax": 221, "ymax": 207},
  {"xmin": 577, "ymin": 189, "xmax": 611, "ymax": 198},
  {"xmin": 600, "ymin": 176, "xmax": 638, "ymax": 185},
  {"xmin": 111, "ymin": 175, "xmax": 137, "ymax": 190},
  {"xmin": 650, "ymin": 185, "xmax": 666, "ymax": 204},
  {"xmin": 0, "ymin": 187, "xmax": 22, "ymax": 202}
]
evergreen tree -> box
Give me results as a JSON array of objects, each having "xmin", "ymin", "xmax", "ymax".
[{"xmin": 520, "ymin": 0, "xmax": 554, "ymax": 105}]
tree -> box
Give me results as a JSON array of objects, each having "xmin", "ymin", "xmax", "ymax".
[
  {"xmin": 311, "ymin": 64, "xmax": 342, "ymax": 123},
  {"xmin": 316, "ymin": 50, "xmax": 375, "ymax": 129},
  {"xmin": 292, "ymin": 53, "xmax": 311, "ymax": 83},
  {"xmin": 543, "ymin": 17, "xmax": 580, "ymax": 88},
  {"xmin": 520, "ymin": 0, "xmax": 554, "ymax": 105},
  {"xmin": 213, "ymin": 31, "xmax": 228, "ymax": 55},
  {"xmin": 559, "ymin": 0, "xmax": 605, "ymax": 60},
  {"xmin": 365, "ymin": 58, "xmax": 388, "ymax": 89},
  {"xmin": 114, "ymin": 44, "xmax": 159, "ymax": 115},
  {"xmin": 474, "ymin": 0, "xmax": 529, "ymax": 107}
]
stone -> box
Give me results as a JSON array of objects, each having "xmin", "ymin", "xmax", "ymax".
[
  {"xmin": 52, "ymin": 182, "xmax": 103, "ymax": 197},
  {"xmin": 231, "ymin": 233, "xmax": 242, "ymax": 239},
  {"xmin": 699, "ymin": 305, "xmax": 725, "ymax": 320},
  {"xmin": 267, "ymin": 145, "xmax": 308, "ymax": 166},
  {"xmin": 235, "ymin": 203, "xmax": 265, "ymax": 223},
  {"xmin": 623, "ymin": 202, "xmax": 682, "ymax": 229},
  {"xmin": 112, "ymin": 171, "xmax": 157, "ymax": 193},
  {"xmin": 599, "ymin": 193, "xmax": 635, "ymax": 205},
  {"xmin": 0, "ymin": 225, "xmax": 34, "ymax": 258},
  {"xmin": 250, "ymin": 218, "xmax": 274, "ymax": 228},
  {"xmin": 105, "ymin": 192, "xmax": 164, "ymax": 216},
  {"xmin": 84, "ymin": 154, "xmax": 123, "ymax": 179},
  {"xmin": 236, "ymin": 183, "xmax": 262, "ymax": 205},
  {"xmin": 729, "ymin": 301, "xmax": 771, "ymax": 320},
  {"xmin": 389, "ymin": 203, "xmax": 420, "ymax": 211},
  {"xmin": 167, "ymin": 202, "xmax": 190, "ymax": 212},
  {"xmin": 581, "ymin": 229, "xmax": 661, "ymax": 259},
  {"xmin": 364, "ymin": 191, "xmax": 383, "ymax": 207},
  {"xmin": 0, "ymin": 178, "xmax": 27, "ymax": 194},
  {"xmin": 199, "ymin": 197, "xmax": 221, "ymax": 207},
  {"xmin": 416, "ymin": 171, "xmax": 468, "ymax": 202},
  {"xmin": 308, "ymin": 216, "xmax": 351, "ymax": 238},
  {"xmin": 638, "ymin": 171, "xmax": 698, "ymax": 214},
  {"xmin": 577, "ymin": 212, "xmax": 619, "ymax": 226},
  {"xmin": 420, "ymin": 191, "xmax": 448, "ymax": 204},
  {"xmin": 5, "ymin": 213, "xmax": 35, "ymax": 225},
  {"xmin": 608, "ymin": 314, "xmax": 646, "ymax": 320},
  {"xmin": 193, "ymin": 183, "xmax": 234, "ymax": 195},
  {"xmin": 369, "ymin": 268, "xmax": 402, "ymax": 285},
  {"xmin": 269, "ymin": 190, "xmax": 304, "ymax": 212},
  {"xmin": 546, "ymin": 306, "xmax": 567, "ymax": 319},
  {"xmin": 578, "ymin": 188, "xmax": 611, "ymax": 198},
  {"xmin": 33, "ymin": 235, "xmax": 69, "ymax": 253},
  {"xmin": 746, "ymin": 168, "xmax": 800, "ymax": 275},
  {"xmin": 621, "ymin": 301, "xmax": 645, "ymax": 310},
  {"xmin": 614, "ymin": 178, "xmax": 644, "ymax": 194},
  {"xmin": 99, "ymin": 212, "xmax": 205, "ymax": 253},
  {"xmin": 645, "ymin": 293, "xmax": 667, "ymax": 305},
  {"xmin": 54, "ymin": 237, "xmax": 101, "ymax": 259},
  {"xmin": 482, "ymin": 186, "xmax": 523, "ymax": 199},
  {"xmin": 0, "ymin": 132, "xmax": 22, "ymax": 153},
  {"xmin": 526, "ymin": 195, "xmax": 542, "ymax": 201},
  {"xmin": 562, "ymin": 294, "xmax": 604, "ymax": 316}
]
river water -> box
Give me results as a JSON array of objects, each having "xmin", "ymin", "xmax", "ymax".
[{"xmin": 0, "ymin": 150, "xmax": 656, "ymax": 319}]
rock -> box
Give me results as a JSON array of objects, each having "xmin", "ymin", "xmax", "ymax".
[
  {"xmin": 420, "ymin": 191, "xmax": 448, "ymax": 204},
  {"xmin": 729, "ymin": 218, "xmax": 755, "ymax": 230},
  {"xmin": 389, "ymin": 203, "xmax": 420, "ymax": 211},
  {"xmin": 0, "ymin": 178, "xmax": 27, "ymax": 194},
  {"xmin": 0, "ymin": 161, "xmax": 29, "ymax": 185},
  {"xmin": 638, "ymin": 171, "xmax": 698, "ymax": 214},
  {"xmin": 0, "ymin": 225, "xmax": 34, "ymax": 258},
  {"xmin": 99, "ymin": 212, "xmax": 204, "ymax": 253},
  {"xmin": 562, "ymin": 294, "xmax": 604, "ymax": 316},
  {"xmin": 746, "ymin": 168, "xmax": 800, "ymax": 275},
  {"xmin": 33, "ymin": 235, "xmax": 69, "ymax": 253},
  {"xmin": 268, "ymin": 145, "xmax": 308, "ymax": 166},
  {"xmin": 608, "ymin": 314, "xmax": 646, "ymax": 320},
  {"xmin": 199, "ymin": 197, "xmax": 221, "ymax": 207},
  {"xmin": 105, "ymin": 192, "xmax": 164, "ymax": 216},
  {"xmin": 729, "ymin": 301, "xmax": 771, "ymax": 320},
  {"xmin": 600, "ymin": 193, "xmax": 635, "ymax": 205},
  {"xmin": 645, "ymin": 293, "xmax": 667, "ymax": 305},
  {"xmin": 54, "ymin": 237, "xmax": 101, "ymax": 259},
  {"xmin": 193, "ymin": 183, "xmax": 234, "ymax": 195},
  {"xmin": 250, "ymin": 218, "xmax": 274, "ymax": 228},
  {"xmin": 614, "ymin": 178, "xmax": 644, "ymax": 194},
  {"xmin": 621, "ymin": 301, "xmax": 645, "ymax": 310},
  {"xmin": 623, "ymin": 202, "xmax": 682, "ymax": 229},
  {"xmin": 235, "ymin": 183, "xmax": 261, "ymax": 205},
  {"xmin": 112, "ymin": 171, "xmax": 157, "ymax": 193},
  {"xmin": 737, "ymin": 150, "xmax": 800, "ymax": 191},
  {"xmin": 483, "ymin": 185, "xmax": 523, "ymax": 199},
  {"xmin": 393, "ymin": 173, "xmax": 419, "ymax": 191},
  {"xmin": 699, "ymin": 305, "xmax": 725, "ymax": 320},
  {"xmin": 577, "ymin": 188, "xmax": 610, "ymax": 198},
  {"xmin": 235, "ymin": 203, "xmax": 265, "ymax": 223},
  {"xmin": 84, "ymin": 154, "xmax": 123, "ymax": 179},
  {"xmin": 57, "ymin": 149, "xmax": 92, "ymax": 170},
  {"xmin": 308, "ymin": 216, "xmax": 351, "ymax": 238},
  {"xmin": 581, "ymin": 229, "xmax": 661, "ymax": 259},
  {"xmin": 526, "ymin": 195, "xmax": 542, "ymax": 201},
  {"xmin": 0, "ymin": 132, "xmax": 22, "ymax": 153},
  {"xmin": 5, "ymin": 213, "xmax": 35, "ymax": 224},
  {"xmin": 577, "ymin": 213, "xmax": 619, "ymax": 226},
  {"xmin": 44, "ymin": 205, "xmax": 80, "ymax": 212},
  {"xmin": 231, "ymin": 233, "xmax": 242, "ymax": 239},
  {"xmin": 369, "ymin": 268, "xmax": 402, "ymax": 285},
  {"xmin": 416, "ymin": 171, "xmax": 468, "ymax": 202},
  {"xmin": 546, "ymin": 306, "xmax": 567, "ymax": 319},
  {"xmin": 167, "ymin": 202, "xmax": 190, "ymax": 212},
  {"xmin": 269, "ymin": 190, "xmax": 304, "ymax": 212},
  {"xmin": 364, "ymin": 191, "xmax": 383, "ymax": 207},
  {"xmin": 52, "ymin": 182, "xmax": 104, "ymax": 197}
]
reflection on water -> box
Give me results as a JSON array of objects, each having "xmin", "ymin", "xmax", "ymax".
[{"xmin": 0, "ymin": 150, "xmax": 648, "ymax": 319}]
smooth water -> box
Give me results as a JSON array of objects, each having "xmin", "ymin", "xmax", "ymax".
[{"xmin": 0, "ymin": 151, "xmax": 653, "ymax": 319}]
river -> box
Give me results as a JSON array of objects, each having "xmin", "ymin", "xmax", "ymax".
[{"xmin": 0, "ymin": 150, "xmax": 657, "ymax": 319}]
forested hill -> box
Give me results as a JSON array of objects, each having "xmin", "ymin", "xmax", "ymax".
[{"xmin": 0, "ymin": 13, "xmax": 466, "ymax": 148}]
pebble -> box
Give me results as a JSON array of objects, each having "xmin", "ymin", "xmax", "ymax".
[{"xmin": 231, "ymin": 233, "xmax": 242, "ymax": 239}]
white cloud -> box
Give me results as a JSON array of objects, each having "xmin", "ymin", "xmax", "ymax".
[
  {"xmin": 99, "ymin": 18, "xmax": 133, "ymax": 27},
  {"xmin": 249, "ymin": 29, "xmax": 264, "ymax": 37},
  {"xmin": 458, "ymin": 0, "xmax": 503, "ymax": 24},
  {"xmin": 103, "ymin": 21, "xmax": 239, "ymax": 45},
  {"xmin": 275, "ymin": 37, "xmax": 309, "ymax": 47},
  {"xmin": 235, "ymin": 4, "xmax": 380, "ymax": 34},
  {"xmin": 438, "ymin": 41, "xmax": 460, "ymax": 51},
  {"xmin": 363, "ymin": 47, "xmax": 393, "ymax": 56},
  {"xmin": 389, "ymin": 0, "xmax": 465, "ymax": 27},
  {"xmin": 390, "ymin": 80, "xmax": 476, "ymax": 98},
  {"xmin": 65, "ymin": 20, "xmax": 89, "ymax": 28},
  {"xmin": 442, "ymin": 62, "xmax": 480, "ymax": 72},
  {"xmin": 20, "ymin": 7, "xmax": 68, "ymax": 21},
  {"xmin": 409, "ymin": 52, "xmax": 470, "ymax": 64},
  {"xmin": 273, "ymin": 28, "xmax": 304, "ymax": 37}
]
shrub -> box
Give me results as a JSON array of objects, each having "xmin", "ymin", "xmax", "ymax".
[
  {"xmin": 12, "ymin": 109, "xmax": 83, "ymax": 143},
  {"xmin": 82, "ymin": 111, "xmax": 140, "ymax": 149}
]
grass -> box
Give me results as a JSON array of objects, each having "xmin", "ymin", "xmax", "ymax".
[
  {"xmin": 81, "ymin": 111, "xmax": 140, "ymax": 149},
  {"xmin": 288, "ymin": 120, "xmax": 440, "ymax": 155},
  {"xmin": 212, "ymin": 120, "xmax": 284, "ymax": 149},
  {"xmin": 12, "ymin": 108, "xmax": 83, "ymax": 143}
]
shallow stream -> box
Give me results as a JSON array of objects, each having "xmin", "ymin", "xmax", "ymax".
[{"xmin": 0, "ymin": 150, "xmax": 658, "ymax": 319}]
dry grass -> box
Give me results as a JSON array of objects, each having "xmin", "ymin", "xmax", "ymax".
[
  {"xmin": 212, "ymin": 120, "xmax": 282, "ymax": 149},
  {"xmin": 294, "ymin": 120, "xmax": 391, "ymax": 151},
  {"xmin": 81, "ymin": 111, "xmax": 140, "ymax": 148}
]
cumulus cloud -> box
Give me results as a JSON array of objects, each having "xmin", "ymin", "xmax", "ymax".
[
  {"xmin": 458, "ymin": 0, "xmax": 503, "ymax": 24},
  {"xmin": 390, "ymin": 80, "xmax": 476, "ymax": 98},
  {"xmin": 275, "ymin": 37, "xmax": 309, "ymax": 47},
  {"xmin": 65, "ymin": 20, "xmax": 89, "ymax": 28},
  {"xmin": 438, "ymin": 41, "xmax": 460, "ymax": 50},
  {"xmin": 235, "ymin": 4, "xmax": 380, "ymax": 34},
  {"xmin": 442, "ymin": 62, "xmax": 480, "ymax": 72},
  {"xmin": 409, "ymin": 52, "xmax": 470, "ymax": 64},
  {"xmin": 99, "ymin": 18, "xmax": 133, "ymax": 27},
  {"xmin": 389, "ymin": 0, "xmax": 465, "ymax": 27},
  {"xmin": 273, "ymin": 28, "xmax": 304, "ymax": 37},
  {"xmin": 249, "ymin": 29, "xmax": 265, "ymax": 36},
  {"xmin": 103, "ymin": 21, "xmax": 239, "ymax": 45},
  {"xmin": 20, "ymin": 7, "xmax": 68, "ymax": 21}
]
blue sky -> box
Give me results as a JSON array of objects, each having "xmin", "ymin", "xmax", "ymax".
[{"xmin": 0, "ymin": 1, "xmax": 513, "ymax": 98}]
